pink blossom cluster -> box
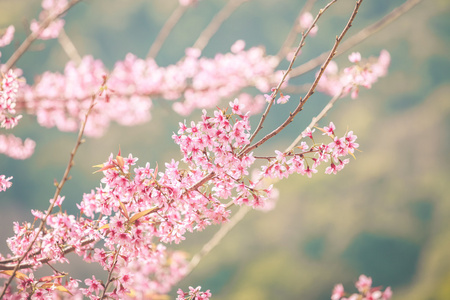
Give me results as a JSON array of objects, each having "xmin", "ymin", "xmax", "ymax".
[
  {"xmin": 0, "ymin": 134, "xmax": 36, "ymax": 160},
  {"xmin": 30, "ymin": 0, "xmax": 68, "ymax": 40},
  {"xmin": 177, "ymin": 286, "xmax": 212, "ymax": 300},
  {"xmin": 332, "ymin": 275, "xmax": 392, "ymax": 300},
  {"xmin": 0, "ymin": 94, "xmax": 363, "ymax": 298},
  {"xmin": 18, "ymin": 42, "xmax": 279, "ymax": 137},
  {"xmin": 0, "ymin": 25, "xmax": 15, "ymax": 48},
  {"xmin": 0, "ymin": 70, "xmax": 21, "ymax": 130},
  {"xmin": 0, "ymin": 174, "xmax": 12, "ymax": 192},
  {"xmin": 317, "ymin": 50, "xmax": 391, "ymax": 99},
  {"xmin": 260, "ymin": 122, "xmax": 358, "ymax": 180}
]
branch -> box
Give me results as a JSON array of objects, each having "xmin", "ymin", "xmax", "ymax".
[
  {"xmin": 242, "ymin": 0, "xmax": 363, "ymax": 156},
  {"xmin": 185, "ymin": 205, "xmax": 251, "ymax": 278},
  {"xmin": 0, "ymin": 92, "xmax": 96, "ymax": 297},
  {"xmin": 146, "ymin": 4, "xmax": 189, "ymax": 59},
  {"xmin": 290, "ymin": 0, "xmax": 423, "ymax": 78},
  {"xmin": 100, "ymin": 246, "xmax": 122, "ymax": 299},
  {"xmin": 192, "ymin": 0, "xmax": 247, "ymax": 52},
  {"xmin": 275, "ymin": 0, "xmax": 317, "ymax": 61},
  {"xmin": 242, "ymin": 0, "xmax": 338, "ymax": 153},
  {"xmin": 3, "ymin": 0, "xmax": 82, "ymax": 71},
  {"xmin": 286, "ymin": 89, "xmax": 343, "ymax": 152},
  {"xmin": 58, "ymin": 27, "xmax": 82, "ymax": 64}
]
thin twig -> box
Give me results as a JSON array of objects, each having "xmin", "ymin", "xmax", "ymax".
[
  {"xmin": 100, "ymin": 246, "xmax": 122, "ymax": 299},
  {"xmin": 241, "ymin": 0, "xmax": 338, "ymax": 154},
  {"xmin": 58, "ymin": 27, "xmax": 82, "ymax": 64},
  {"xmin": 286, "ymin": 89, "xmax": 343, "ymax": 152},
  {"xmin": 192, "ymin": 0, "xmax": 247, "ymax": 52},
  {"xmin": 3, "ymin": 0, "xmax": 82, "ymax": 71},
  {"xmin": 290, "ymin": 0, "xmax": 423, "ymax": 78},
  {"xmin": 242, "ymin": 0, "xmax": 363, "ymax": 156},
  {"xmin": 276, "ymin": 0, "xmax": 317, "ymax": 61},
  {"xmin": 0, "ymin": 93, "xmax": 96, "ymax": 298},
  {"xmin": 185, "ymin": 205, "xmax": 251, "ymax": 278},
  {"xmin": 147, "ymin": 4, "xmax": 189, "ymax": 59}
]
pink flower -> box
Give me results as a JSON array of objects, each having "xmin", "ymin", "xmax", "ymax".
[
  {"xmin": 0, "ymin": 175, "xmax": 12, "ymax": 192},
  {"xmin": 277, "ymin": 93, "xmax": 290, "ymax": 104},
  {"xmin": 331, "ymin": 283, "xmax": 345, "ymax": 300},
  {"xmin": 348, "ymin": 52, "xmax": 361, "ymax": 63},
  {"xmin": 323, "ymin": 122, "xmax": 336, "ymax": 136},
  {"xmin": 355, "ymin": 274, "xmax": 372, "ymax": 293},
  {"xmin": 231, "ymin": 40, "xmax": 246, "ymax": 53}
]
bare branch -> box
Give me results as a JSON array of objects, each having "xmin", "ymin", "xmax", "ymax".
[
  {"xmin": 185, "ymin": 205, "xmax": 251, "ymax": 278},
  {"xmin": 286, "ymin": 89, "xmax": 343, "ymax": 152},
  {"xmin": 192, "ymin": 0, "xmax": 248, "ymax": 52},
  {"xmin": 290, "ymin": 0, "xmax": 423, "ymax": 78},
  {"xmin": 242, "ymin": 0, "xmax": 363, "ymax": 156},
  {"xmin": 58, "ymin": 27, "xmax": 82, "ymax": 64},
  {"xmin": 275, "ymin": 0, "xmax": 317, "ymax": 61},
  {"xmin": 147, "ymin": 4, "xmax": 189, "ymax": 59},
  {"xmin": 3, "ymin": 0, "xmax": 82, "ymax": 71},
  {"xmin": 241, "ymin": 0, "xmax": 338, "ymax": 154}
]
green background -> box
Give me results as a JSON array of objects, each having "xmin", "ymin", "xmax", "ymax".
[{"xmin": 1, "ymin": 0, "xmax": 449, "ymax": 299}]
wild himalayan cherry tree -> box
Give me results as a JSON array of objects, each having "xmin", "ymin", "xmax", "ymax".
[{"xmin": 0, "ymin": 0, "xmax": 419, "ymax": 298}]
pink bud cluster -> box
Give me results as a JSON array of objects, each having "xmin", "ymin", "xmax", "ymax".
[
  {"xmin": 260, "ymin": 122, "xmax": 358, "ymax": 179},
  {"xmin": 332, "ymin": 275, "xmax": 392, "ymax": 300},
  {"xmin": 177, "ymin": 286, "xmax": 212, "ymax": 300},
  {"xmin": 29, "ymin": 0, "xmax": 68, "ymax": 40},
  {"xmin": 18, "ymin": 42, "xmax": 280, "ymax": 137},
  {"xmin": 317, "ymin": 50, "xmax": 391, "ymax": 99}
]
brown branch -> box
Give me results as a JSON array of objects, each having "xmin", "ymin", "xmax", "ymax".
[
  {"xmin": 286, "ymin": 89, "xmax": 343, "ymax": 152},
  {"xmin": 241, "ymin": 0, "xmax": 338, "ymax": 154},
  {"xmin": 290, "ymin": 0, "xmax": 423, "ymax": 78},
  {"xmin": 242, "ymin": 0, "xmax": 363, "ymax": 156},
  {"xmin": 3, "ymin": 0, "xmax": 82, "ymax": 71},
  {"xmin": 275, "ymin": 0, "xmax": 317, "ymax": 61},
  {"xmin": 146, "ymin": 4, "xmax": 189, "ymax": 59},
  {"xmin": 185, "ymin": 205, "xmax": 251, "ymax": 278},
  {"xmin": 192, "ymin": 0, "xmax": 248, "ymax": 52},
  {"xmin": 0, "ymin": 92, "xmax": 96, "ymax": 298},
  {"xmin": 100, "ymin": 246, "xmax": 122, "ymax": 299},
  {"xmin": 58, "ymin": 27, "xmax": 82, "ymax": 64}
]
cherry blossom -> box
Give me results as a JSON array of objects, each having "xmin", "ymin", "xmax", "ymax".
[
  {"xmin": 29, "ymin": 0, "xmax": 68, "ymax": 40},
  {"xmin": 0, "ymin": 25, "xmax": 15, "ymax": 48},
  {"xmin": 0, "ymin": 175, "xmax": 12, "ymax": 192},
  {"xmin": 317, "ymin": 50, "xmax": 391, "ymax": 99},
  {"xmin": 332, "ymin": 275, "xmax": 392, "ymax": 300}
]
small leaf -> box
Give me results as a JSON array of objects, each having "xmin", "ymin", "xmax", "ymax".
[
  {"xmin": 39, "ymin": 283, "xmax": 73, "ymax": 295},
  {"xmin": 93, "ymin": 164, "xmax": 116, "ymax": 174},
  {"xmin": 98, "ymin": 223, "xmax": 110, "ymax": 230},
  {"xmin": 129, "ymin": 207, "xmax": 159, "ymax": 224},
  {"xmin": 116, "ymin": 155, "xmax": 124, "ymax": 169},
  {"xmin": 118, "ymin": 199, "xmax": 129, "ymax": 220},
  {"xmin": 0, "ymin": 270, "xmax": 28, "ymax": 281}
]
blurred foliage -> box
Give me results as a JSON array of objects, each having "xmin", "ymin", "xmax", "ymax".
[{"xmin": 0, "ymin": 0, "xmax": 449, "ymax": 299}]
